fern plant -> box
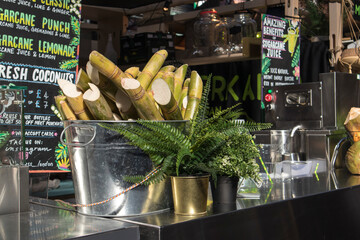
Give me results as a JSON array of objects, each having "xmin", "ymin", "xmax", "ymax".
[{"xmin": 100, "ymin": 75, "xmax": 271, "ymax": 185}]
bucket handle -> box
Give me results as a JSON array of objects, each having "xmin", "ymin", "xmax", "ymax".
[{"xmin": 60, "ymin": 124, "xmax": 96, "ymax": 147}]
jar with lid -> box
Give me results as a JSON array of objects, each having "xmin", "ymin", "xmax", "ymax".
[
  {"xmin": 214, "ymin": 17, "xmax": 234, "ymax": 55},
  {"xmin": 192, "ymin": 9, "xmax": 220, "ymax": 56},
  {"xmin": 231, "ymin": 13, "xmax": 257, "ymax": 53}
]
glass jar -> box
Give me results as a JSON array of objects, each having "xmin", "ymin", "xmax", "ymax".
[
  {"xmin": 193, "ymin": 9, "xmax": 220, "ymax": 56},
  {"xmin": 214, "ymin": 17, "xmax": 233, "ymax": 55},
  {"xmin": 232, "ymin": 13, "xmax": 257, "ymax": 53}
]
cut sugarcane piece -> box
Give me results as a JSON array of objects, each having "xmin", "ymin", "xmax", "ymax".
[
  {"xmin": 115, "ymin": 89, "xmax": 139, "ymax": 120},
  {"xmin": 149, "ymin": 65, "xmax": 175, "ymax": 91},
  {"xmin": 121, "ymin": 78, "xmax": 163, "ymax": 120},
  {"xmin": 58, "ymin": 79, "xmax": 92, "ymax": 120},
  {"xmin": 178, "ymin": 78, "xmax": 190, "ymax": 110},
  {"xmin": 173, "ymin": 64, "xmax": 188, "ymax": 103},
  {"xmin": 345, "ymin": 107, "xmax": 360, "ymax": 141},
  {"xmin": 83, "ymin": 83, "xmax": 114, "ymax": 120},
  {"xmin": 162, "ymin": 71, "xmax": 175, "ymax": 93},
  {"xmin": 54, "ymin": 95, "xmax": 77, "ymax": 120},
  {"xmin": 184, "ymin": 71, "xmax": 203, "ymax": 120},
  {"xmin": 153, "ymin": 65, "xmax": 176, "ymax": 80},
  {"xmin": 75, "ymin": 68, "xmax": 92, "ymax": 92},
  {"xmin": 181, "ymin": 96, "xmax": 188, "ymax": 118},
  {"xmin": 86, "ymin": 61, "xmax": 117, "ymax": 101},
  {"xmin": 54, "ymin": 95, "xmax": 67, "ymax": 120},
  {"xmin": 137, "ymin": 50, "xmax": 168, "ymax": 90},
  {"xmin": 125, "ymin": 67, "xmax": 140, "ymax": 79},
  {"xmin": 60, "ymin": 100, "xmax": 77, "ymax": 120},
  {"xmin": 152, "ymin": 78, "xmax": 183, "ymax": 120},
  {"xmin": 89, "ymin": 51, "xmax": 127, "ymax": 90}
]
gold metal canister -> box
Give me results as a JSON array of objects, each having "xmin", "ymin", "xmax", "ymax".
[{"xmin": 171, "ymin": 175, "xmax": 209, "ymax": 215}]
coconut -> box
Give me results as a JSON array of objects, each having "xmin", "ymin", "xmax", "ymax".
[{"xmin": 345, "ymin": 141, "xmax": 360, "ymax": 174}]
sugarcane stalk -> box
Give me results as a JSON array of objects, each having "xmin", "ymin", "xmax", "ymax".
[
  {"xmin": 162, "ymin": 71, "xmax": 175, "ymax": 93},
  {"xmin": 83, "ymin": 83, "xmax": 114, "ymax": 120},
  {"xmin": 86, "ymin": 61, "xmax": 117, "ymax": 101},
  {"xmin": 178, "ymin": 78, "xmax": 190, "ymax": 110},
  {"xmin": 54, "ymin": 95, "xmax": 67, "ymax": 120},
  {"xmin": 153, "ymin": 65, "xmax": 176, "ymax": 80},
  {"xmin": 75, "ymin": 68, "xmax": 92, "ymax": 92},
  {"xmin": 152, "ymin": 78, "xmax": 182, "ymax": 120},
  {"xmin": 58, "ymin": 79, "xmax": 93, "ymax": 120},
  {"xmin": 60, "ymin": 100, "xmax": 77, "ymax": 120},
  {"xmin": 54, "ymin": 95, "xmax": 76, "ymax": 120},
  {"xmin": 181, "ymin": 96, "xmax": 188, "ymax": 118},
  {"xmin": 115, "ymin": 89, "xmax": 139, "ymax": 120},
  {"xmin": 184, "ymin": 71, "xmax": 203, "ymax": 120},
  {"xmin": 89, "ymin": 51, "xmax": 127, "ymax": 90},
  {"xmin": 137, "ymin": 49, "xmax": 168, "ymax": 90},
  {"xmin": 125, "ymin": 67, "xmax": 140, "ymax": 79},
  {"xmin": 121, "ymin": 78, "xmax": 163, "ymax": 120},
  {"xmin": 173, "ymin": 64, "xmax": 188, "ymax": 103}
]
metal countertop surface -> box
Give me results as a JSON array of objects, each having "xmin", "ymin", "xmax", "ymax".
[{"xmin": 0, "ymin": 199, "xmax": 139, "ymax": 240}]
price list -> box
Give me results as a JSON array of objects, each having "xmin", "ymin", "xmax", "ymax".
[{"xmin": 0, "ymin": 0, "xmax": 81, "ymax": 171}]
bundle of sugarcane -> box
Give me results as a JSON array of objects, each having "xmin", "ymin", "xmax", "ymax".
[{"xmin": 55, "ymin": 50, "xmax": 205, "ymax": 121}]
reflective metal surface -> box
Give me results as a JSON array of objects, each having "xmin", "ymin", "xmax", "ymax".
[
  {"xmin": 0, "ymin": 198, "xmax": 139, "ymax": 240},
  {"xmin": 0, "ymin": 166, "xmax": 29, "ymax": 215},
  {"xmin": 115, "ymin": 166, "xmax": 360, "ymax": 240},
  {"xmin": 63, "ymin": 120, "xmax": 174, "ymax": 217}
]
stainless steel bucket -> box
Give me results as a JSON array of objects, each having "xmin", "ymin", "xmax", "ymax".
[{"xmin": 61, "ymin": 120, "xmax": 175, "ymax": 217}]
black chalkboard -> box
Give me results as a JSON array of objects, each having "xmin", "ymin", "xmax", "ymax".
[
  {"xmin": 261, "ymin": 14, "xmax": 300, "ymax": 96},
  {"xmin": 0, "ymin": 0, "xmax": 81, "ymax": 172}
]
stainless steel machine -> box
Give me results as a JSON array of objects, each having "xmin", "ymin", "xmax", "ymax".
[{"xmin": 254, "ymin": 72, "xmax": 360, "ymax": 164}]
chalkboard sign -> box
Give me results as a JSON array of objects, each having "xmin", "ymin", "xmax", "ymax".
[
  {"xmin": 261, "ymin": 14, "xmax": 300, "ymax": 93},
  {"xmin": 0, "ymin": 0, "xmax": 81, "ymax": 172}
]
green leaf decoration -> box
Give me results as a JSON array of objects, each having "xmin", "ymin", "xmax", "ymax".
[
  {"xmin": 0, "ymin": 132, "xmax": 10, "ymax": 149},
  {"xmin": 70, "ymin": 37, "xmax": 80, "ymax": 46},
  {"xmin": 262, "ymin": 54, "xmax": 271, "ymax": 75},
  {"xmin": 291, "ymin": 45, "xmax": 300, "ymax": 68},
  {"xmin": 71, "ymin": 16, "xmax": 80, "ymax": 36},
  {"xmin": 55, "ymin": 142, "xmax": 68, "ymax": 160},
  {"xmin": 60, "ymin": 59, "xmax": 78, "ymax": 70}
]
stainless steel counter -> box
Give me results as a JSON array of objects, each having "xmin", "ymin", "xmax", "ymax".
[
  {"xmin": 113, "ymin": 167, "xmax": 360, "ymax": 240},
  {"xmin": 26, "ymin": 166, "xmax": 360, "ymax": 240},
  {"xmin": 1, "ymin": 198, "xmax": 139, "ymax": 240}
]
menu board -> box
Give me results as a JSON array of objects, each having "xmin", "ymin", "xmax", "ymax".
[
  {"xmin": 261, "ymin": 14, "xmax": 300, "ymax": 90},
  {"xmin": 0, "ymin": 0, "xmax": 81, "ymax": 172}
]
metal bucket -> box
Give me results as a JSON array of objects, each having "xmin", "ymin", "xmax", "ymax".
[{"xmin": 61, "ymin": 120, "xmax": 179, "ymax": 217}]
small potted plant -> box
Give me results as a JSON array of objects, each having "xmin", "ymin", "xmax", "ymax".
[{"xmin": 208, "ymin": 125, "xmax": 262, "ymax": 205}]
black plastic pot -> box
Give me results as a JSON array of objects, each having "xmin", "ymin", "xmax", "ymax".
[{"xmin": 210, "ymin": 175, "xmax": 239, "ymax": 204}]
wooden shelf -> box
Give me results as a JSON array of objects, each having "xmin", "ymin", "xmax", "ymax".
[
  {"xmin": 173, "ymin": 0, "xmax": 285, "ymax": 23},
  {"xmin": 178, "ymin": 53, "xmax": 260, "ymax": 66},
  {"xmin": 81, "ymin": 22, "xmax": 99, "ymax": 30}
]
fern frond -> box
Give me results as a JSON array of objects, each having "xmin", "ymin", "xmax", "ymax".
[
  {"xmin": 138, "ymin": 120, "xmax": 190, "ymax": 149},
  {"xmin": 196, "ymin": 74, "xmax": 212, "ymax": 123},
  {"xmin": 234, "ymin": 121, "xmax": 273, "ymax": 131},
  {"xmin": 175, "ymin": 147, "xmax": 193, "ymax": 176}
]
